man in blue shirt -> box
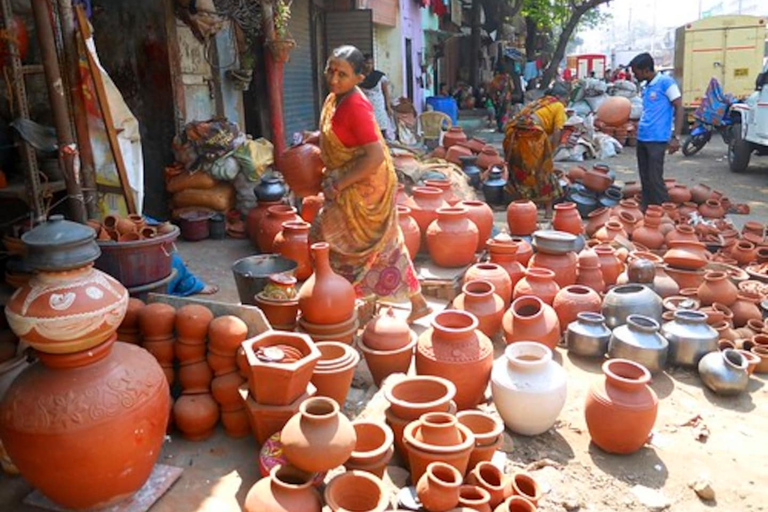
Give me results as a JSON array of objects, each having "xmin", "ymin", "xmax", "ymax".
[{"xmin": 630, "ymin": 53, "xmax": 685, "ymax": 209}]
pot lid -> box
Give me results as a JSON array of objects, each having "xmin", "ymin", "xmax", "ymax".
[
  {"xmin": 22, "ymin": 215, "xmax": 101, "ymax": 271},
  {"xmin": 363, "ymin": 307, "xmax": 411, "ymax": 347}
]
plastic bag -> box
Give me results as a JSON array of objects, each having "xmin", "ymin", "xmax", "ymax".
[
  {"xmin": 630, "ymin": 96, "xmax": 643, "ymax": 120},
  {"xmin": 234, "ymin": 137, "xmax": 274, "ymax": 181},
  {"xmin": 209, "ymin": 155, "xmax": 240, "ymax": 181},
  {"xmin": 585, "ymin": 95, "xmax": 607, "ymax": 113}
]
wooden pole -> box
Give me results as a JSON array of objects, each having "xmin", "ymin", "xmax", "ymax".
[{"xmin": 261, "ymin": 0, "xmax": 287, "ymax": 159}]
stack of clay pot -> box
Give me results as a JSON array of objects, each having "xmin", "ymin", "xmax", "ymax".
[
  {"xmin": 358, "ymin": 307, "xmax": 417, "ymax": 387},
  {"xmin": 139, "ymin": 302, "xmax": 178, "ymax": 386},
  {"xmin": 344, "ymin": 420, "xmax": 396, "ymax": 477},
  {"xmin": 239, "ymin": 330, "xmax": 321, "ymax": 444},
  {"xmin": 117, "ymin": 297, "xmax": 145, "ymax": 344},
  {"xmin": 297, "ymin": 242, "xmax": 358, "ymax": 344},
  {"xmin": 88, "ymin": 214, "xmax": 165, "ymax": 242},
  {"xmin": 255, "ymin": 274, "xmax": 300, "ymax": 331},
  {"xmin": 310, "ymin": 341, "xmax": 360, "ymax": 406},
  {"xmin": 209, "ymin": 315, "xmax": 250, "ymax": 437}
]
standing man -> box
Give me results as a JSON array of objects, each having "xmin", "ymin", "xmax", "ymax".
[{"xmin": 630, "ymin": 52, "xmax": 685, "ymax": 209}]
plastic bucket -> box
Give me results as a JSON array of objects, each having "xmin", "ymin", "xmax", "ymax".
[
  {"xmin": 231, "ymin": 254, "xmax": 297, "ymax": 305},
  {"xmin": 95, "ymin": 226, "xmax": 179, "ymax": 288},
  {"xmin": 426, "ymin": 96, "xmax": 459, "ymax": 124}
]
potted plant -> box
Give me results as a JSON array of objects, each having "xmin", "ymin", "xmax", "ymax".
[{"xmin": 265, "ymin": 0, "xmax": 296, "ymax": 63}]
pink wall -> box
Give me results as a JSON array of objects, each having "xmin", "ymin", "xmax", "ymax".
[{"xmin": 400, "ymin": 0, "xmax": 424, "ymax": 112}]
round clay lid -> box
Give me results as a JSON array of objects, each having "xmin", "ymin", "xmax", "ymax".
[
  {"xmin": 22, "ymin": 215, "xmax": 101, "ymax": 271},
  {"xmin": 362, "ymin": 307, "xmax": 411, "ymax": 351}
]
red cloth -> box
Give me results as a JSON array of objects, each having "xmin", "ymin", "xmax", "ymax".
[
  {"xmin": 332, "ymin": 91, "xmax": 380, "ymax": 147},
  {"xmin": 431, "ymin": 0, "xmax": 447, "ymax": 16}
]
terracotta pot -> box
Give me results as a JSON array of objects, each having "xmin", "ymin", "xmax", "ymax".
[
  {"xmin": 278, "ymin": 143, "xmax": 324, "ymax": 197},
  {"xmin": 362, "ymin": 306, "xmax": 412, "ymax": 351},
  {"xmin": 665, "ymin": 266, "xmax": 706, "ymax": 290},
  {"xmin": 553, "ymin": 285, "xmax": 602, "ymax": 334},
  {"xmin": 567, "ymin": 165, "xmax": 587, "ymax": 182},
  {"xmin": 446, "ymin": 145, "xmax": 473, "ymax": 165},
  {"xmin": 397, "ymin": 205, "xmax": 421, "ymax": 258},
  {"xmin": 0, "ymin": 338, "xmax": 169, "ymax": 510},
  {"xmin": 596, "ymin": 96, "xmax": 631, "ymax": 126},
  {"xmin": 594, "ymin": 220, "xmax": 627, "ymax": 243},
  {"xmin": 730, "ymin": 291, "xmax": 762, "ymax": 328},
  {"xmin": 465, "ymin": 262, "xmax": 513, "ymax": 307},
  {"xmin": 344, "ymin": 420, "xmax": 395, "ymax": 478},
  {"xmin": 460, "ymin": 200, "xmax": 494, "ymax": 251},
  {"xmin": 175, "ymin": 338, "xmax": 206, "ymax": 362},
  {"xmin": 731, "ymin": 241, "xmax": 757, "ymax": 267},
  {"xmin": 241, "ymin": 383, "xmax": 317, "ymax": 444},
  {"xmin": 665, "ymin": 225, "xmax": 698, "ymax": 246},
  {"xmin": 594, "ymin": 245, "xmax": 624, "ymax": 286},
  {"xmin": 221, "ymin": 406, "xmax": 251, "ymax": 438},
  {"xmin": 443, "ymin": 126, "xmax": 468, "ymax": 148},
  {"xmin": 416, "ymin": 462, "xmax": 462, "ymax": 512},
  {"xmin": 273, "ymin": 220, "xmax": 313, "ymax": 281},
  {"xmin": 616, "ymin": 211, "xmax": 639, "ymax": 237},
  {"xmin": 585, "ymin": 359, "xmax": 658, "ymax": 454},
  {"xmin": 466, "ymin": 461, "xmax": 507, "ymax": 508},
  {"xmin": 178, "ymin": 357, "xmax": 213, "ymax": 393},
  {"xmin": 585, "ymin": 207, "xmax": 611, "ymax": 238},
  {"xmin": 502, "ymin": 296, "xmax": 560, "ymax": 348},
  {"xmin": 211, "ymin": 370, "xmax": 247, "ymax": 410},
  {"xmin": 699, "ymin": 199, "xmax": 725, "ymax": 219},
  {"xmin": 426, "ymin": 206, "xmax": 479, "ymax": 268},
  {"xmin": 668, "ymin": 184, "xmax": 692, "ymax": 204},
  {"xmin": 487, "ymin": 239, "xmax": 527, "ymax": 290},
  {"xmin": 456, "ymin": 411, "xmax": 504, "ymax": 470},
  {"xmin": 173, "ymin": 391, "xmax": 219, "ymax": 442},
  {"xmin": 257, "ymin": 205, "xmax": 301, "ymax": 254},
  {"xmin": 612, "ymin": 199, "xmax": 643, "ymax": 223},
  {"xmin": 408, "ymin": 187, "xmax": 450, "ymax": 237},
  {"xmin": 403, "ymin": 414, "xmax": 475, "ymax": 482},
  {"xmin": 323, "ymin": 470, "xmax": 389, "ymax": 512},
  {"xmin": 622, "ymin": 181, "xmax": 642, "ymax": 198},
  {"xmin": 247, "ymin": 200, "xmax": 283, "ymax": 248},
  {"xmin": 383, "ymin": 375, "xmax": 457, "ymax": 422},
  {"xmin": 496, "ymin": 496, "xmax": 537, "ymax": 512},
  {"xmin": 512, "ymin": 266, "xmax": 560, "ymax": 305},
  {"xmin": 120, "ymin": 297, "xmax": 145, "ymax": 331},
  {"xmin": 678, "ymin": 202, "xmax": 698, "ymax": 217},
  {"xmin": 506, "ymin": 200, "xmax": 538, "ymax": 236},
  {"xmin": 689, "ymin": 183, "xmax": 712, "ymax": 204},
  {"xmin": 453, "ymin": 280, "xmax": 505, "ymax": 338},
  {"xmin": 476, "ymin": 146, "xmax": 504, "ymax": 170},
  {"xmin": 172, "ymin": 304, "xmax": 212, "ymax": 342},
  {"xmin": 300, "ymin": 193, "xmax": 324, "ymax": 224},
  {"xmin": 698, "ymin": 271, "xmax": 738, "ymax": 307},
  {"xmin": 507, "ymin": 472, "xmax": 544, "ymax": 505},
  {"xmin": 424, "ymin": 178, "xmax": 460, "ymax": 206},
  {"xmin": 254, "ymin": 294, "xmax": 299, "ymax": 331},
  {"xmin": 243, "ymin": 464, "xmax": 322, "ymax": 512},
  {"xmin": 358, "ymin": 334, "xmax": 417, "ymax": 388},
  {"xmin": 458, "ymin": 484, "xmax": 492, "ymax": 511},
  {"xmin": 310, "ymin": 342, "xmax": 360, "ymax": 406},
  {"xmin": 298, "ymin": 242, "xmax": 356, "ymax": 325},
  {"xmin": 576, "ymin": 248, "xmax": 606, "ymax": 294},
  {"xmin": 551, "ymin": 202, "xmax": 583, "ymax": 235},
  {"xmin": 583, "ymin": 167, "xmax": 612, "ymax": 193},
  {"xmin": 281, "ymin": 396, "xmax": 356, "ymax": 473},
  {"xmin": 208, "ymin": 315, "xmax": 248, "ymax": 354},
  {"xmin": 416, "ymin": 310, "xmax": 493, "ymax": 410},
  {"xmin": 509, "ymin": 237, "xmax": 534, "ymax": 266},
  {"xmin": 529, "ymin": 251, "xmax": 578, "ymax": 288},
  {"xmin": 752, "ymin": 346, "xmax": 768, "ymax": 373},
  {"xmin": 632, "ymin": 214, "xmax": 665, "ymax": 250},
  {"xmin": 142, "ymin": 337, "xmax": 175, "ymax": 365}
]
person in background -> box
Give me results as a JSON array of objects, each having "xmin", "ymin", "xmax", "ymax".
[
  {"xmin": 438, "ymin": 82, "xmax": 449, "ymax": 96},
  {"xmin": 629, "ymin": 52, "xmax": 684, "ymax": 209},
  {"xmin": 360, "ymin": 54, "xmax": 393, "ymax": 140}
]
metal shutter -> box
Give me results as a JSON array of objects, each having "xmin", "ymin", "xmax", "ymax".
[
  {"xmin": 325, "ymin": 10, "xmax": 373, "ymax": 57},
  {"xmin": 283, "ymin": 0, "xmax": 317, "ymax": 143}
]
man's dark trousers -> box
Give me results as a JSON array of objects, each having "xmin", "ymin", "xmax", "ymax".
[{"xmin": 636, "ymin": 141, "xmax": 669, "ymax": 209}]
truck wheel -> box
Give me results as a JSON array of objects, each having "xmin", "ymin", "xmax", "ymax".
[{"xmin": 728, "ymin": 124, "xmax": 752, "ymax": 173}]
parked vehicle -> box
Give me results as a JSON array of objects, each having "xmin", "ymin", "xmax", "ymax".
[
  {"xmin": 683, "ymin": 78, "xmax": 738, "ymax": 156},
  {"xmin": 728, "ymin": 64, "xmax": 768, "ymax": 172}
]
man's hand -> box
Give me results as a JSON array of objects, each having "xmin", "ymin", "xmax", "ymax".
[{"xmin": 668, "ymin": 136, "xmax": 681, "ymax": 155}]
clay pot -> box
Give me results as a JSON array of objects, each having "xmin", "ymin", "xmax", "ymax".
[
  {"xmin": 698, "ymin": 271, "xmax": 738, "ymax": 307},
  {"xmin": 491, "ymin": 341, "xmax": 567, "ymax": 436},
  {"xmin": 585, "ymin": 207, "xmax": 611, "ymax": 238},
  {"xmin": 502, "ymin": 296, "xmax": 560, "ymax": 349},
  {"xmin": 665, "ymin": 266, "xmax": 706, "ymax": 290},
  {"xmin": 507, "ymin": 472, "xmax": 543, "ymax": 505},
  {"xmin": 279, "ymin": 142, "xmax": 324, "ymax": 197},
  {"xmin": 731, "ymin": 241, "xmax": 757, "ymax": 267},
  {"xmin": 178, "ymin": 358, "xmax": 213, "ymax": 393},
  {"xmin": 577, "ymin": 249, "xmax": 606, "ymax": 294},
  {"xmin": 689, "ymin": 183, "xmax": 712, "ymax": 204},
  {"xmin": 506, "ymin": 200, "xmax": 538, "ymax": 236},
  {"xmin": 120, "ymin": 297, "xmax": 145, "ymax": 331},
  {"xmin": 426, "ymin": 206, "xmax": 479, "ymax": 268},
  {"xmin": 730, "ymin": 291, "xmax": 762, "ymax": 328},
  {"xmin": 612, "ymin": 199, "xmax": 643, "ymax": 223},
  {"xmin": 476, "ymin": 146, "xmax": 504, "ymax": 170},
  {"xmin": 567, "ymin": 165, "xmax": 587, "ymax": 182},
  {"xmin": 358, "ymin": 334, "xmax": 417, "ymax": 388},
  {"xmin": 453, "ymin": 280, "xmax": 505, "ymax": 338},
  {"xmin": 668, "ymin": 184, "xmax": 692, "ymax": 204},
  {"xmin": 0, "ymin": 339, "xmax": 169, "ymax": 510},
  {"xmin": 416, "ymin": 462, "xmax": 462, "ymax": 512},
  {"xmin": 594, "ymin": 220, "xmax": 627, "ymax": 243},
  {"xmin": 310, "ymin": 342, "xmax": 360, "ymax": 406},
  {"xmin": 142, "ymin": 337, "xmax": 174, "ymax": 365},
  {"xmin": 594, "ymin": 245, "xmax": 624, "ymax": 286},
  {"xmin": 408, "ymin": 187, "xmax": 450, "ymax": 237},
  {"xmin": 383, "ymin": 375, "xmax": 457, "ymax": 422},
  {"xmin": 466, "ymin": 462, "xmax": 507, "ymax": 508},
  {"xmin": 424, "ymin": 179, "xmax": 460, "ymax": 206},
  {"xmin": 553, "ymin": 285, "xmax": 602, "ymax": 334},
  {"xmin": 596, "ymin": 96, "xmax": 631, "ymax": 126},
  {"xmin": 528, "ymin": 250, "xmax": 578, "ymax": 288},
  {"xmin": 323, "ymin": 470, "xmax": 389, "ymax": 512},
  {"xmin": 300, "ymin": 193, "xmax": 324, "ymax": 224},
  {"xmin": 446, "ymin": 145, "xmax": 473, "ymax": 165},
  {"xmin": 281, "ymin": 396, "xmax": 356, "ymax": 473},
  {"xmin": 443, "ymin": 126, "xmax": 468, "ymax": 148},
  {"xmin": 699, "ymin": 199, "xmax": 725, "ymax": 219},
  {"xmin": 458, "ymin": 485, "xmax": 492, "ymax": 511},
  {"xmin": 397, "ymin": 205, "xmax": 421, "ymax": 258},
  {"xmin": 513, "ymin": 267, "xmax": 560, "ymax": 305},
  {"xmin": 344, "ymin": 420, "xmax": 395, "ymax": 477},
  {"xmin": 211, "ymin": 370, "xmax": 247, "ymax": 409},
  {"xmin": 207, "ymin": 315, "xmax": 248, "ymax": 355},
  {"xmin": 273, "ymin": 220, "xmax": 313, "ymax": 281},
  {"xmin": 622, "ymin": 181, "xmax": 642, "ymax": 198},
  {"xmin": 465, "ymin": 263, "xmax": 513, "ymax": 307},
  {"xmin": 243, "ymin": 464, "xmax": 322, "ymax": 512},
  {"xmin": 551, "ymin": 202, "xmax": 583, "ymax": 235},
  {"xmin": 257, "ymin": 205, "xmax": 301, "ymax": 254},
  {"xmin": 583, "ymin": 167, "xmax": 612, "ymax": 193},
  {"xmin": 585, "ymin": 359, "xmax": 658, "ymax": 454},
  {"xmin": 173, "ymin": 304, "xmax": 213, "ymax": 342},
  {"xmin": 665, "ymin": 224, "xmax": 698, "ymax": 245},
  {"xmin": 496, "ymin": 496, "xmax": 537, "ymax": 512},
  {"xmin": 415, "ymin": 310, "xmax": 494, "ymax": 410},
  {"xmin": 362, "ymin": 307, "xmax": 412, "ymax": 351},
  {"xmin": 510, "ymin": 237, "xmax": 534, "ymax": 266},
  {"xmin": 487, "ymin": 239, "xmax": 527, "ymax": 290},
  {"xmin": 632, "ymin": 214, "xmax": 665, "ymax": 250},
  {"xmin": 298, "ymin": 242, "xmax": 356, "ymax": 325},
  {"xmin": 255, "ymin": 294, "xmax": 299, "ymax": 331},
  {"xmin": 403, "ymin": 413, "xmax": 475, "ymax": 482},
  {"xmin": 456, "ymin": 411, "xmax": 503, "ymax": 471},
  {"xmin": 460, "ymin": 200, "xmax": 494, "ymax": 252},
  {"xmin": 678, "ymin": 202, "xmax": 699, "ymax": 217}
]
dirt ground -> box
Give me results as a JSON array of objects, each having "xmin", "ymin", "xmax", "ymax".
[{"xmin": 1, "ymin": 138, "xmax": 768, "ymax": 511}]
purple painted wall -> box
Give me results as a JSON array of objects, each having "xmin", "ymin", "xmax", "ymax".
[{"xmin": 399, "ymin": 0, "xmax": 424, "ymax": 112}]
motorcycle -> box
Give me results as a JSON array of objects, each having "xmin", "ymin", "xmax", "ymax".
[{"xmin": 682, "ymin": 78, "xmax": 739, "ymax": 157}]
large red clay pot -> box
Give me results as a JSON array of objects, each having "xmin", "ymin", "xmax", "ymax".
[
  {"xmin": 528, "ymin": 251, "xmax": 578, "ymax": 288},
  {"xmin": 416, "ymin": 310, "xmax": 494, "ymax": 410},
  {"xmin": 273, "ymin": 220, "xmax": 313, "ymax": 280},
  {"xmin": 612, "ymin": 199, "xmax": 643, "ymax": 223},
  {"xmin": 476, "ymin": 146, "xmax": 504, "ymax": 170},
  {"xmin": 553, "ymin": 285, "xmax": 602, "ymax": 333},
  {"xmin": 665, "ymin": 224, "xmax": 698, "ymax": 245},
  {"xmin": 502, "ymin": 296, "xmax": 560, "ymax": 348},
  {"xmin": 594, "ymin": 220, "xmax": 627, "ymax": 243},
  {"xmin": 424, "ymin": 178, "xmax": 460, "ymax": 206},
  {"xmin": 257, "ymin": 205, "xmax": 301, "ymax": 254},
  {"xmin": 632, "ymin": 213, "xmax": 665, "ymax": 250},
  {"xmin": 408, "ymin": 187, "xmax": 449, "ymax": 238},
  {"xmin": 243, "ymin": 464, "xmax": 322, "ymax": 512},
  {"xmin": 729, "ymin": 291, "xmax": 762, "ymax": 328},
  {"xmin": 464, "ymin": 262, "xmax": 513, "ymax": 308},
  {"xmin": 397, "ymin": 205, "xmax": 421, "ymax": 258},
  {"xmin": 279, "ymin": 143, "xmax": 324, "ymax": 197},
  {"xmin": 506, "ymin": 200, "xmax": 538, "ymax": 236},
  {"xmin": 459, "ymin": 200, "xmax": 494, "ymax": 251},
  {"xmin": 298, "ymin": 242, "xmax": 356, "ymax": 325},
  {"xmin": 453, "ymin": 280, "xmax": 505, "ymax": 339},
  {"xmin": 730, "ymin": 241, "xmax": 757, "ymax": 267},
  {"xmin": 552, "ymin": 202, "xmax": 584, "ymax": 235},
  {"xmin": 0, "ymin": 337, "xmax": 169, "ymax": 510},
  {"xmin": 668, "ymin": 185, "xmax": 692, "ymax": 204},
  {"xmin": 426, "ymin": 207, "xmax": 479, "ymax": 268},
  {"xmin": 247, "ymin": 200, "xmax": 282, "ymax": 248},
  {"xmin": 443, "ymin": 126, "xmax": 468, "ymax": 148},
  {"xmin": 697, "ymin": 270, "xmax": 738, "ymax": 307},
  {"xmin": 699, "ymin": 199, "xmax": 725, "ymax": 219},
  {"xmin": 208, "ymin": 315, "xmax": 248, "ymax": 355},
  {"xmin": 585, "ymin": 359, "xmax": 658, "ymax": 454},
  {"xmin": 487, "ymin": 238, "xmax": 526, "ymax": 289},
  {"xmin": 513, "ymin": 267, "xmax": 560, "ymax": 305},
  {"xmin": 596, "ymin": 96, "xmax": 631, "ymax": 126},
  {"xmin": 362, "ymin": 306, "xmax": 412, "ymax": 351}
]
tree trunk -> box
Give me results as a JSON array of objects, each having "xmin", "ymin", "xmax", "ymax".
[
  {"xmin": 469, "ymin": 0, "xmax": 482, "ymax": 88},
  {"xmin": 524, "ymin": 16, "xmax": 538, "ymax": 61}
]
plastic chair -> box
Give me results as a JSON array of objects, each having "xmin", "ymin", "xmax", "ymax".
[{"xmin": 417, "ymin": 111, "xmax": 452, "ymax": 148}]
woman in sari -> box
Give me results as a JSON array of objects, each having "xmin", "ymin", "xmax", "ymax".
[
  {"xmin": 503, "ymin": 82, "xmax": 570, "ymax": 215},
  {"xmin": 310, "ymin": 45, "xmax": 430, "ymax": 323}
]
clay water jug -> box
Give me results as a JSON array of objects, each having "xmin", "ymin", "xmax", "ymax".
[
  {"xmin": 453, "ymin": 280, "xmax": 505, "ymax": 339},
  {"xmin": 506, "ymin": 200, "xmax": 538, "ymax": 236},
  {"xmin": 397, "ymin": 205, "xmax": 421, "ymax": 258},
  {"xmin": 513, "ymin": 267, "xmax": 560, "ymax": 305},
  {"xmin": 298, "ymin": 243, "xmax": 356, "ymax": 324},
  {"xmin": 502, "ymin": 296, "xmax": 560, "ymax": 348},
  {"xmin": 528, "ymin": 251, "xmax": 578, "ymax": 288},
  {"xmin": 426, "ymin": 207, "xmax": 479, "ymax": 268},
  {"xmin": 273, "ymin": 220, "xmax": 313, "ymax": 280},
  {"xmin": 632, "ymin": 213, "xmax": 664, "ymax": 250},
  {"xmin": 487, "ymin": 238, "xmax": 526, "ymax": 289},
  {"xmin": 459, "ymin": 200, "xmax": 494, "ymax": 252},
  {"xmin": 552, "ymin": 202, "xmax": 583, "ymax": 235},
  {"xmin": 697, "ymin": 270, "xmax": 738, "ymax": 307},
  {"xmin": 279, "ymin": 143, "xmax": 324, "ymax": 197},
  {"xmin": 247, "ymin": 200, "xmax": 283, "ymax": 248},
  {"xmin": 409, "ymin": 187, "xmax": 449, "ymax": 237},
  {"xmin": 553, "ymin": 285, "xmax": 602, "ymax": 333},
  {"xmin": 443, "ymin": 126, "xmax": 468, "ymax": 148},
  {"xmin": 257, "ymin": 205, "xmax": 301, "ymax": 254},
  {"xmin": 243, "ymin": 464, "xmax": 322, "ymax": 512},
  {"xmin": 464, "ymin": 262, "xmax": 513, "ymax": 307},
  {"xmin": 594, "ymin": 220, "xmax": 627, "ymax": 243}
]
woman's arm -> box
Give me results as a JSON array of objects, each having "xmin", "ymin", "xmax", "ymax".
[{"xmin": 324, "ymin": 141, "xmax": 385, "ymax": 200}]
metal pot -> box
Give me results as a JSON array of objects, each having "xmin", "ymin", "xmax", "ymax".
[
  {"xmin": 22, "ymin": 215, "xmax": 101, "ymax": 271},
  {"xmin": 602, "ymin": 284, "xmax": 663, "ymax": 329},
  {"xmin": 482, "ymin": 169, "xmax": 506, "ymax": 207},
  {"xmin": 567, "ymin": 187, "xmax": 598, "ymax": 217},
  {"xmin": 661, "ymin": 310, "xmax": 718, "ymax": 367},
  {"xmin": 598, "ymin": 187, "xmax": 623, "ymax": 209},
  {"xmin": 566, "ymin": 312, "xmax": 612, "ymax": 358},
  {"xmin": 698, "ymin": 349, "xmax": 749, "ymax": 395},
  {"xmin": 255, "ymin": 175, "xmax": 287, "ymax": 202},
  {"xmin": 608, "ymin": 314, "xmax": 668, "ymax": 373}
]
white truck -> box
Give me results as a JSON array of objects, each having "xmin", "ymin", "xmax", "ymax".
[{"xmin": 729, "ymin": 64, "xmax": 768, "ymax": 172}]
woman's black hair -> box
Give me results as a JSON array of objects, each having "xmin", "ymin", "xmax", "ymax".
[{"xmin": 330, "ymin": 45, "xmax": 366, "ymax": 74}]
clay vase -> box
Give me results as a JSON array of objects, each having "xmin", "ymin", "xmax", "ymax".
[
  {"xmin": 487, "ymin": 239, "xmax": 527, "ymax": 290},
  {"xmin": 415, "ymin": 310, "xmax": 494, "ymax": 410},
  {"xmin": 453, "ymin": 280, "xmax": 505, "ymax": 339},
  {"xmin": 491, "ymin": 341, "xmax": 567, "ymax": 436},
  {"xmin": 731, "ymin": 241, "xmax": 757, "ymax": 267},
  {"xmin": 553, "ymin": 285, "xmax": 602, "ymax": 334},
  {"xmin": 397, "ymin": 205, "xmax": 421, "ymax": 258},
  {"xmin": 594, "ymin": 245, "xmax": 624, "ymax": 287},
  {"xmin": 699, "ymin": 199, "xmax": 725, "ymax": 219},
  {"xmin": 585, "ymin": 359, "xmax": 658, "ymax": 454},
  {"xmin": 502, "ymin": 296, "xmax": 560, "ymax": 349},
  {"xmin": 513, "ymin": 267, "xmax": 560, "ymax": 305},
  {"xmin": 298, "ymin": 242, "xmax": 356, "ymax": 325},
  {"xmin": 632, "ymin": 213, "xmax": 665, "ymax": 250},
  {"xmin": 585, "ymin": 207, "xmax": 611, "ymax": 238},
  {"xmin": 528, "ymin": 251, "xmax": 578, "ymax": 288},
  {"xmin": 243, "ymin": 464, "xmax": 322, "ymax": 512},
  {"xmin": 576, "ymin": 248, "xmax": 606, "ymax": 294},
  {"xmin": 300, "ymin": 193, "xmax": 324, "ymax": 224},
  {"xmin": 257, "ymin": 205, "xmax": 301, "ymax": 254},
  {"xmin": 409, "ymin": 187, "xmax": 450, "ymax": 237},
  {"xmin": 594, "ymin": 220, "xmax": 627, "ymax": 243},
  {"xmin": 458, "ymin": 485, "xmax": 493, "ymax": 511},
  {"xmin": 460, "ymin": 200, "xmax": 494, "ymax": 252},
  {"xmin": 506, "ymin": 200, "xmax": 538, "ymax": 236},
  {"xmin": 0, "ymin": 338, "xmax": 170, "ymax": 510},
  {"xmin": 426, "ymin": 207, "xmax": 479, "ymax": 268},
  {"xmin": 247, "ymin": 200, "xmax": 283, "ymax": 248},
  {"xmin": 278, "ymin": 142, "xmax": 324, "ymax": 197},
  {"xmin": 697, "ymin": 271, "xmax": 738, "ymax": 307},
  {"xmin": 273, "ymin": 220, "xmax": 313, "ymax": 281},
  {"xmin": 552, "ymin": 202, "xmax": 583, "ymax": 235},
  {"xmin": 323, "ymin": 470, "xmax": 389, "ymax": 512},
  {"xmin": 730, "ymin": 291, "xmax": 762, "ymax": 328},
  {"xmin": 281, "ymin": 396, "xmax": 357, "ymax": 473},
  {"xmin": 464, "ymin": 262, "xmax": 513, "ymax": 308},
  {"xmin": 416, "ymin": 461, "xmax": 462, "ymax": 512}
]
